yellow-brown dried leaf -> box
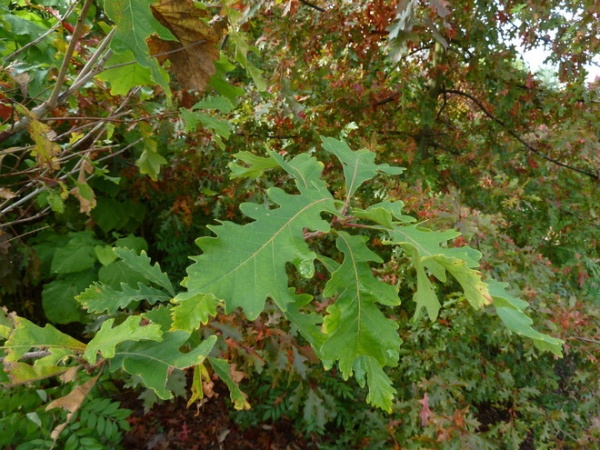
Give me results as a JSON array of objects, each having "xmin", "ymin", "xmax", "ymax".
[{"xmin": 148, "ymin": 0, "xmax": 225, "ymax": 92}]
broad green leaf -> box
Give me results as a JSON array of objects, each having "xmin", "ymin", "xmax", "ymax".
[
  {"xmin": 42, "ymin": 271, "xmax": 96, "ymax": 324},
  {"xmin": 96, "ymin": 50, "xmax": 154, "ymax": 95},
  {"xmin": 321, "ymin": 232, "xmax": 401, "ymax": 397},
  {"xmin": 50, "ymin": 231, "xmax": 102, "ymax": 274},
  {"xmin": 270, "ymin": 151, "xmax": 329, "ymax": 192},
  {"xmin": 184, "ymin": 153, "xmax": 335, "ymax": 319},
  {"xmin": 208, "ymin": 357, "xmax": 250, "ymax": 410},
  {"xmin": 3, "ymin": 316, "xmax": 85, "ymax": 362},
  {"xmin": 77, "ymin": 282, "xmax": 171, "ymax": 314},
  {"xmin": 95, "ymin": 245, "xmax": 118, "ymax": 266},
  {"xmin": 101, "ymin": 0, "xmax": 172, "ymax": 93},
  {"xmin": 209, "ymin": 54, "xmax": 246, "ymax": 101},
  {"xmin": 114, "ymin": 248, "xmax": 175, "ymax": 295},
  {"xmin": 386, "ymin": 225, "xmax": 491, "ymax": 320},
  {"xmin": 321, "ymin": 136, "xmax": 404, "ymax": 198},
  {"xmin": 193, "ymin": 95, "xmax": 235, "ymax": 113},
  {"xmin": 353, "ymin": 201, "xmax": 416, "ymax": 228},
  {"xmin": 142, "ymin": 305, "xmax": 174, "ymax": 331},
  {"xmin": 114, "ymin": 235, "xmax": 149, "ymax": 253},
  {"xmin": 229, "ymin": 152, "xmax": 279, "ymax": 179},
  {"xmin": 83, "ymin": 316, "xmax": 163, "ymax": 364},
  {"xmin": 489, "ymin": 280, "xmax": 563, "ymax": 356},
  {"xmin": 170, "ymin": 292, "xmax": 220, "ymax": 332},
  {"xmin": 111, "ymin": 332, "xmax": 217, "ymax": 399}
]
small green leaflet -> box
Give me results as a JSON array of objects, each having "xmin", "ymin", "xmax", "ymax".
[
  {"xmin": 353, "ymin": 201, "xmax": 416, "ymax": 228},
  {"xmin": 114, "ymin": 248, "xmax": 174, "ymax": 296},
  {"xmin": 83, "ymin": 316, "xmax": 162, "ymax": 364},
  {"xmin": 77, "ymin": 282, "xmax": 171, "ymax": 314},
  {"xmin": 135, "ymin": 137, "xmax": 168, "ymax": 181},
  {"xmin": 321, "ymin": 136, "xmax": 404, "ymax": 198},
  {"xmin": 170, "ymin": 292, "xmax": 220, "ymax": 332},
  {"xmin": 229, "ymin": 152, "xmax": 279, "ymax": 179},
  {"xmin": 489, "ymin": 280, "xmax": 563, "ymax": 357},
  {"xmin": 110, "ymin": 332, "xmax": 217, "ymax": 399},
  {"xmin": 184, "ymin": 153, "xmax": 336, "ymax": 319},
  {"xmin": 192, "ymin": 95, "xmax": 236, "ymax": 113}
]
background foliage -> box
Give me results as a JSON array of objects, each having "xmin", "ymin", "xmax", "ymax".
[{"xmin": 1, "ymin": 0, "xmax": 598, "ymax": 448}]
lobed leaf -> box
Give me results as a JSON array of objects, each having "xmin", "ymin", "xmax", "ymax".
[
  {"xmin": 321, "ymin": 136, "xmax": 404, "ymax": 198},
  {"xmin": 83, "ymin": 316, "xmax": 163, "ymax": 364},
  {"xmin": 102, "ymin": 0, "xmax": 171, "ymax": 92},
  {"xmin": 170, "ymin": 292, "xmax": 220, "ymax": 332},
  {"xmin": 184, "ymin": 153, "xmax": 336, "ymax": 319},
  {"xmin": 208, "ymin": 357, "xmax": 251, "ymax": 410},
  {"xmin": 229, "ymin": 151, "xmax": 279, "ymax": 179},
  {"xmin": 77, "ymin": 282, "xmax": 171, "ymax": 314},
  {"xmin": 489, "ymin": 280, "xmax": 563, "ymax": 356},
  {"xmin": 386, "ymin": 225, "xmax": 491, "ymax": 320},
  {"xmin": 320, "ymin": 232, "xmax": 401, "ymax": 411},
  {"xmin": 114, "ymin": 248, "xmax": 175, "ymax": 295},
  {"xmin": 110, "ymin": 332, "xmax": 217, "ymax": 399}
]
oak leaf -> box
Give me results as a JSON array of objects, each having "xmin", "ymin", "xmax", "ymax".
[{"xmin": 147, "ymin": 0, "xmax": 225, "ymax": 91}]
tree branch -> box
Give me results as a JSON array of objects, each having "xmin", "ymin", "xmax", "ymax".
[
  {"xmin": 299, "ymin": 0, "xmax": 326, "ymax": 13},
  {"xmin": 442, "ymin": 89, "xmax": 599, "ymax": 181}
]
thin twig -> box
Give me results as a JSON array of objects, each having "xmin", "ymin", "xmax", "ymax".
[
  {"xmin": 299, "ymin": 0, "xmax": 326, "ymax": 12},
  {"xmin": 45, "ymin": 0, "xmax": 95, "ymax": 111}
]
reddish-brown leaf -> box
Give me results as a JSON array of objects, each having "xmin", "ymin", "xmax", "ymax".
[{"xmin": 147, "ymin": 0, "xmax": 226, "ymax": 92}]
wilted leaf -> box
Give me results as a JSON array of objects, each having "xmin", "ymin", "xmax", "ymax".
[
  {"xmin": 208, "ymin": 357, "xmax": 250, "ymax": 410},
  {"xmin": 3, "ymin": 315, "xmax": 86, "ymax": 362},
  {"xmin": 16, "ymin": 105, "xmax": 61, "ymax": 170},
  {"xmin": 46, "ymin": 374, "xmax": 100, "ymax": 442},
  {"xmin": 70, "ymin": 181, "xmax": 96, "ymax": 214},
  {"xmin": 0, "ymin": 187, "xmax": 16, "ymax": 200},
  {"xmin": 148, "ymin": 0, "xmax": 225, "ymax": 91}
]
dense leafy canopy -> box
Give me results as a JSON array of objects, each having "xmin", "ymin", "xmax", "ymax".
[{"xmin": 0, "ymin": 0, "xmax": 598, "ymax": 447}]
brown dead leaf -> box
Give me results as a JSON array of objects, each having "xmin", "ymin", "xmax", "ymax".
[
  {"xmin": 229, "ymin": 363, "xmax": 246, "ymax": 384},
  {"xmin": 0, "ymin": 187, "xmax": 16, "ymax": 200},
  {"xmin": 46, "ymin": 374, "xmax": 100, "ymax": 442},
  {"xmin": 148, "ymin": 0, "xmax": 226, "ymax": 92}
]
